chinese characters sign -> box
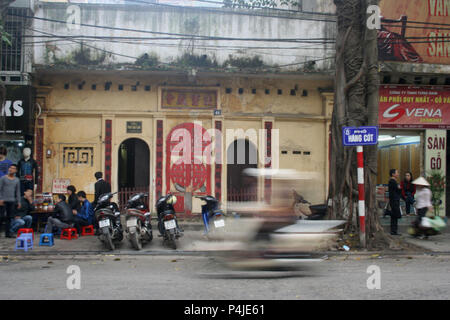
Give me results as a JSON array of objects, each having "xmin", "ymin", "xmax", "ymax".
[
  {"xmin": 52, "ymin": 178, "xmax": 71, "ymax": 194},
  {"xmin": 127, "ymin": 121, "xmax": 142, "ymax": 133},
  {"xmin": 379, "ymin": 0, "xmax": 450, "ymax": 64},
  {"xmin": 161, "ymin": 89, "xmax": 217, "ymax": 109},
  {"xmin": 379, "ymin": 85, "xmax": 450, "ymax": 129}
]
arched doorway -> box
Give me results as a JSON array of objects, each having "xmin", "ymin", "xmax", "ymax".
[
  {"xmin": 227, "ymin": 139, "xmax": 258, "ymax": 202},
  {"xmin": 118, "ymin": 138, "xmax": 150, "ymax": 208}
]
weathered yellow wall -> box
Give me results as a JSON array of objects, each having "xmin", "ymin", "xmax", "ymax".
[
  {"xmin": 274, "ymin": 120, "xmax": 327, "ymax": 204},
  {"xmin": 38, "ymin": 73, "xmax": 332, "ymax": 210},
  {"xmin": 43, "ymin": 115, "xmax": 102, "ymax": 197}
]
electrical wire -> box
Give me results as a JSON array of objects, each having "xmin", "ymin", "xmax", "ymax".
[
  {"xmin": 29, "ymin": 27, "xmax": 334, "ymax": 69},
  {"xmin": 122, "ymin": 0, "xmax": 338, "ymax": 22},
  {"xmin": 9, "ymin": 12, "xmax": 336, "ymax": 44}
]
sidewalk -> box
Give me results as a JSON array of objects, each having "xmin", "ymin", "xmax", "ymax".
[
  {"xmin": 0, "ymin": 216, "xmax": 449, "ymax": 255},
  {"xmin": 380, "ymin": 215, "xmax": 450, "ymax": 253},
  {"xmin": 0, "ymin": 219, "xmax": 206, "ymax": 255}
]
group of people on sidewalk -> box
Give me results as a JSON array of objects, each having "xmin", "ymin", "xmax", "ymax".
[
  {"xmin": 44, "ymin": 172, "xmax": 111, "ymax": 236},
  {"xmin": 0, "ymin": 166, "xmax": 111, "ymax": 238},
  {"xmin": 388, "ymin": 169, "xmax": 433, "ymax": 236}
]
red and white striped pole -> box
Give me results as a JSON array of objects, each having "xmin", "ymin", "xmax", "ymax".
[{"xmin": 357, "ymin": 146, "xmax": 366, "ymax": 248}]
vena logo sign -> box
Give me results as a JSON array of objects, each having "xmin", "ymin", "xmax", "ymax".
[
  {"xmin": 379, "ymin": 86, "xmax": 450, "ymax": 128},
  {"xmin": 382, "ymin": 104, "xmax": 442, "ymax": 122}
]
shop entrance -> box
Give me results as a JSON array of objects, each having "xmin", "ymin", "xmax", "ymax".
[
  {"xmin": 227, "ymin": 139, "xmax": 258, "ymax": 202},
  {"xmin": 118, "ymin": 138, "xmax": 150, "ymax": 207},
  {"xmin": 377, "ymin": 131, "xmax": 422, "ymax": 215},
  {"xmin": 377, "ymin": 131, "xmax": 422, "ymax": 185}
]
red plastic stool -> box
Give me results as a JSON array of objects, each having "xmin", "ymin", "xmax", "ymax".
[
  {"xmin": 60, "ymin": 228, "xmax": 78, "ymax": 240},
  {"xmin": 17, "ymin": 228, "xmax": 34, "ymax": 240},
  {"xmin": 81, "ymin": 225, "xmax": 95, "ymax": 236}
]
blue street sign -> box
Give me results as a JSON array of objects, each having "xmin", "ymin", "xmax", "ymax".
[{"xmin": 343, "ymin": 126, "xmax": 379, "ymax": 146}]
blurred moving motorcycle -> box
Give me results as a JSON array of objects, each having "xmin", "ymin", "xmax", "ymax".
[{"xmin": 210, "ymin": 169, "xmax": 345, "ymax": 272}]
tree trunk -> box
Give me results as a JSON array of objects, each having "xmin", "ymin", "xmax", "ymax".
[{"xmin": 329, "ymin": 0, "xmax": 394, "ymax": 248}]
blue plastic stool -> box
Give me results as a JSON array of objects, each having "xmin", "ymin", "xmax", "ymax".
[
  {"xmin": 39, "ymin": 233, "xmax": 54, "ymax": 246},
  {"xmin": 15, "ymin": 233, "xmax": 33, "ymax": 252}
]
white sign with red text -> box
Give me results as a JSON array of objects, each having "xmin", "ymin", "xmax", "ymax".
[
  {"xmin": 425, "ymin": 130, "xmax": 446, "ymax": 217},
  {"xmin": 52, "ymin": 178, "xmax": 71, "ymax": 194}
]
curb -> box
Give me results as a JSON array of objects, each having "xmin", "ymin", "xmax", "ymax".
[{"xmin": 1, "ymin": 249, "xmax": 450, "ymax": 258}]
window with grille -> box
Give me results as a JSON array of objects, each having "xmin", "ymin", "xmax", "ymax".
[{"xmin": 1, "ymin": 8, "xmax": 26, "ymax": 72}]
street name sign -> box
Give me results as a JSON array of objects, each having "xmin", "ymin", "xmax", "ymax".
[{"xmin": 342, "ymin": 126, "xmax": 379, "ymax": 146}]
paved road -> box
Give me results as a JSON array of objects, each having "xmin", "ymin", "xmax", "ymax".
[{"xmin": 0, "ymin": 253, "xmax": 449, "ymax": 300}]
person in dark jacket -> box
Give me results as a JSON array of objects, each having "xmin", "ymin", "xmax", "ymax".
[
  {"xmin": 67, "ymin": 185, "xmax": 81, "ymax": 214},
  {"xmin": 400, "ymin": 171, "xmax": 416, "ymax": 216},
  {"xmin": 73, "ymin": 191, "xmax": 94, "ymax": 234},
  {"xmin": 388, "ymin": 169, "xmax": 402, "ymax": 235},
  {"xmin": 93, "ymin": 172, "xmax": 111, "ymax": 207},
  {"xmin": 46, "ymin": 194, "xmax": 74, "ymax": 234},
  {"xmin": 10, "ymin": 188, "xmax": 34, "ymax": 234}
]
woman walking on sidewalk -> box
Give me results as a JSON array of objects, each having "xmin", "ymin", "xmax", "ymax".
[{"xmin": 412, "ymin": 177, "xmax": 433, "ymax": 239}]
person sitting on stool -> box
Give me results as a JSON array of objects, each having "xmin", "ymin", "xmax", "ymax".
[
  {"xmin": 46, "ymin": 194, "xmax": 74, "ymax": 235},
  {"xmin": 74, "ymin": 191, "xmax": 94, "ymax": 235},
  {"xmin": 10, "ymin": 188, "xmax": 34, "ymax": 234}
]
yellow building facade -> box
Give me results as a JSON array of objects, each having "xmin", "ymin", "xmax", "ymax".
[{"xmin": 34, "ymin": 70, "xmax": 333, "ymax": 214}]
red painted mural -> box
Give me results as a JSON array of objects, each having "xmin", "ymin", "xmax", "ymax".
[{"xmin": 166, "ymin": 123, "xmax": 212, "ymax": 214}]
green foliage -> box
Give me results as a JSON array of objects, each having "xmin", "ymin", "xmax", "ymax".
[
  {"xmin": 0, "ymin": 20, "xmax": 11, "ymax": 46},
  {"xmin": 135, "ymin": 53, "xmax": 159, "ymax": 68},
  {"xmin": 73, "ymin": 45, "xmax": 106, "ymax": 65},
  {"xmin": 223, "ymin": 0, "xmax": 300, "ymax": 9},
  {"xmin": 223, "ymin": 55, "xmax": 265, "ymax": 69},
  {"xmin": 175, "ymin": 53, "xmax": 218, "ymax": 68},
  {"xmin": 426, "ymin": 171, "xmax": 446, "ymax": 215}
]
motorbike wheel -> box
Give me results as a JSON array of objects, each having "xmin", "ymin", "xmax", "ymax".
[
  {"xmin": 166, "ymin": 232, "xmax": 177, "ymax": 250},
  {"xmin": 146, "ymin": 228, "xmax": 153, "ymax": 242},
  {"xmin": 130, "ymin": 231, "xmax": 142, "ymax": 250},
  {"xmin": 103, "ymin": 228, "xmax": 115, "ymax": 251}
]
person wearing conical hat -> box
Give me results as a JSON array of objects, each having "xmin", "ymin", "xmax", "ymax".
[{"xmin": 413, "ymin": 177, "xmax": 432, "ymax": 239}]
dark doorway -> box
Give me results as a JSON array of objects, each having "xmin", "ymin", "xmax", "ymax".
[
  {"xmin": 227, "ymin": 139, "xmax": 258, "ymax": 201},
  {"xmin": 118, "ymin": 138, "xmax": 150, "ymax": 189}
]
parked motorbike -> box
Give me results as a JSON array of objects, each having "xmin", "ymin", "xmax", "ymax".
[
  {"xmin": 196, "ymin": 195, "xmax": 226, "ymax": 238},
  {"xmin": 125, "ymin": 193, "xmax": 152, "ymax": 250},
  {"xmin": 156, "ymin": 193, "xmax": 182, "ymax": 249},
  {"xmin": 292, "ymin": 190, "xmax": 327, "ymax": 220},
  {"xmin": 94, "ymin": 192, "xmax": 123, "ymax": 251}
]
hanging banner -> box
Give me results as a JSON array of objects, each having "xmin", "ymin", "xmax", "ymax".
[
  {"xmin": 379, "ymin": 85, "xmax": 450, "ymax": 129},
  {"xmin": 379, "ymin": 0, "xmax": 450, "ymax": 64},
  {"xmin": 425, "ymin": 129, "xmax": 446, "ymax": 217},
  {"xmin": 2, "ymin": 86, "xmax": 35, "ymax": 135}
]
